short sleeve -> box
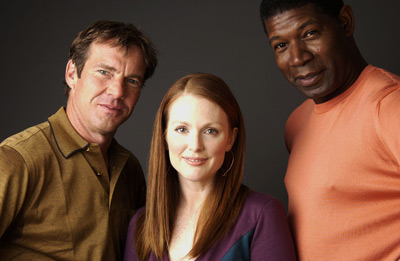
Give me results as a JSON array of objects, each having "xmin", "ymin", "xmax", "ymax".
[{"xmin": 377, "ymin": 88, "xmax": 400, "ymax": 167}]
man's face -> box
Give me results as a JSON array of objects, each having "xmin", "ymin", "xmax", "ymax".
[
  {"xmin": 65, "ymin": 41, "xmax": 146, "ymax": 140},
  {"xmin": 264, "ymin": 4, "xmax": 352, "ymax": 104}
]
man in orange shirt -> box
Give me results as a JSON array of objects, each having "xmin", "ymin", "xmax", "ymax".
[{"xmin": 260, "ymin": 0, "xmax": 400, "ymax": 259}]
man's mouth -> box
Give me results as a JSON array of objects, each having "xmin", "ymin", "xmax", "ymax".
[{"xmin": 295, "ymin": 71, "xmax": 323, "ymax": 87}]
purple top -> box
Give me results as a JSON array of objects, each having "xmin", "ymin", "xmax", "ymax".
[{"xmin": 124, "ymin": 191, "xmax": 297, "ymax": 260}]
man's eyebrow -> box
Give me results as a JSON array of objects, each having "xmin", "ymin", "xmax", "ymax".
[
  {"xmin": 269, "ymin": 35, "xmax": 280, "ymax": 43},
  {"xmin": 96, "ymin": 63, "xmax": 116, "ymax": 72},
  {"xmin": 268, "ymin": 19, "xmax": 318, "ymax": 43},
  {"xmin": 96, "ymin": 63, "xmax": 144, "ymax": 82},
  {"xmin": 298, "ymin": 19, "xmax": 317, "ymax": 30}
]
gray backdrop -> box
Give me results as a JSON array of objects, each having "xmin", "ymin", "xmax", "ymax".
[{"xmin": 1, "ymin": 1, "xmax": 399, "ymax": 210}]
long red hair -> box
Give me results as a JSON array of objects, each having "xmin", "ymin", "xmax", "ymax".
[{"xmin": 134, "ymin": 73, "xmax": 249, "ymax": 259}]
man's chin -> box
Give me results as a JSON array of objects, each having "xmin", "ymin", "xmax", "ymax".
[{"xmin": 96, "ymin": 120, "xmax": 124, "ymax": 135}]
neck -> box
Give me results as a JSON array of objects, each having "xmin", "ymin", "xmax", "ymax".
[
  {"xmin": 66, "ymin": 105, "xmax": 114, "ymax": 166},
  {"xmin": 178, "ymin": 180, "xmax": 214, "ymax": 211},
  {"xmin": 315, "ymin": 45, "xmax": 368, "ymax": 104},
  {"xmin": 346, "ymin": 44, "xmax": 368, "ymax": 87}
]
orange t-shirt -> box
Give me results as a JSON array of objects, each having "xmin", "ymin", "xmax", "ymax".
[{"xmin": 285, "ymin": 65, "xmax": 400, "ymax": 260}]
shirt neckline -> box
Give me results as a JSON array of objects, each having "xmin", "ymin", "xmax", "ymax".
[{"xmin": 314, "ymin": 65, "xmax": 374, "ymax": 114}]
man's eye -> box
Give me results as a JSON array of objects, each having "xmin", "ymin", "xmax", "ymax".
[
  {"xmin": 99, "ymin": 70, "xmax": 108, "ymax": 75},
  {"xmin": 127, "ymin": 78, "xmax": 139, "ymax": 86},
  {"xmin": 305, "ymin": 30, "xmax": 317, "ymax": 38},
  {"xmin": 274, "ymin": 42, "xmax": 287, "ymax": 50},
  {"xmin": 127, "ymin": 78, "xmax": 142, "ymax": 88},
  {"xmin": 128, "ymin": 79, "xmax": 137, "ymax": 84}
]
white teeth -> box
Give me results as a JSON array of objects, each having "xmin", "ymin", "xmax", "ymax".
[{"xmin": 187, "ymin": 158, "xmax": 203, "ymax": 162}]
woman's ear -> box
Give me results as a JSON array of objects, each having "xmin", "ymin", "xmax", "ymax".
[
  {"xmin": 338, "ymin": 5, "xmax": 355, "ymax": 37},
  {"xmin": 226, "ymin": 127, "xmax": 238, "ymax": 151}
]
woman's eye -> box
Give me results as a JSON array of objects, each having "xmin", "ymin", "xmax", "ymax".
[
  {"xmin": 205, "ymin": 128, "xmax": 218, "ymax": 135},
  {"xmin": 175, "ymin": 127, "xmax": 187, "ymax": 133}
]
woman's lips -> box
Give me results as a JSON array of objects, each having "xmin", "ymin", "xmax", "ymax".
[{"xmin": 183, "ymin": 157, "xmax": 207, "ymax": 166}]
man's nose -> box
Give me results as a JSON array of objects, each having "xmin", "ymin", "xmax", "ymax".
[
  {"xmin": 106, "ymin": 78, "xmax": 125, "ymax": 99},
  {"xmin": 288, "ymin": 42, "xmax": 313, "ymax": 67}
]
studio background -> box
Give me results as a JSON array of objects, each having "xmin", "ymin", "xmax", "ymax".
[{"xmin": 1, "ymin": 0, "xmax": 399, "ymax": 210}]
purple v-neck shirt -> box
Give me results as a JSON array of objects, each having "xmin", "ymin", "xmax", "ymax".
[{"xmin": 124, "ymin": 191, "xmax": 297, "ymax": 260}]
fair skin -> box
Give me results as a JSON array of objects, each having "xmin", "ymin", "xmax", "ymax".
[
  {"xmin": 165, "ymin": 94, "xmax": 237, "ymax": 260},
  {"xmin": 65, "ymin": 41, "xmax": 146, "ymax": 164},
  {"xmin": 264, "ymin": 4, "xmax": 366, "ymax": 104}
]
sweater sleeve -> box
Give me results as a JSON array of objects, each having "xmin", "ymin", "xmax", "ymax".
[
  {"xmin": 0, "ymin": 145, "xmax": 30, "ymax": 237},
  {"xmin": 251, "ymin": 198, "xmax": 297, "ymax": 260},
  {"xmin": 124, "ymin": 208, "xmax": 144, "ymax": 261}
]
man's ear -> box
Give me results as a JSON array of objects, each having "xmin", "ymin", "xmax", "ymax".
[
  {"xmin": 65, "ymin": 60, "xmax": 77, "ymax": 90},
  {"xmin": 338, "ymin": 5, "xmax": 355, "ymax": 37},
  {"xmin": 226, "ymin": 127, "xmax": 238, "ymax": 152}
]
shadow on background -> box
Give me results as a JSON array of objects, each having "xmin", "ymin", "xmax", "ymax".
[{"xmin": 1, "ymin": 0, "xmax": 399, "ymax": 210}]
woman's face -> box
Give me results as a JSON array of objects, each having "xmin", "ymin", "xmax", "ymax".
[{"xmin": 165, "ymin": 94, "xmax": 237, "ymax": 187}]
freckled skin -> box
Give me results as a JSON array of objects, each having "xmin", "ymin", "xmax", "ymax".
[
  {"xmin": 165, "ymin": 94, "xmax": 236, "ymax": 188},
  {"xmin": 264, "ymin": 4, "xmax": 367, "ymax": 104}
]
